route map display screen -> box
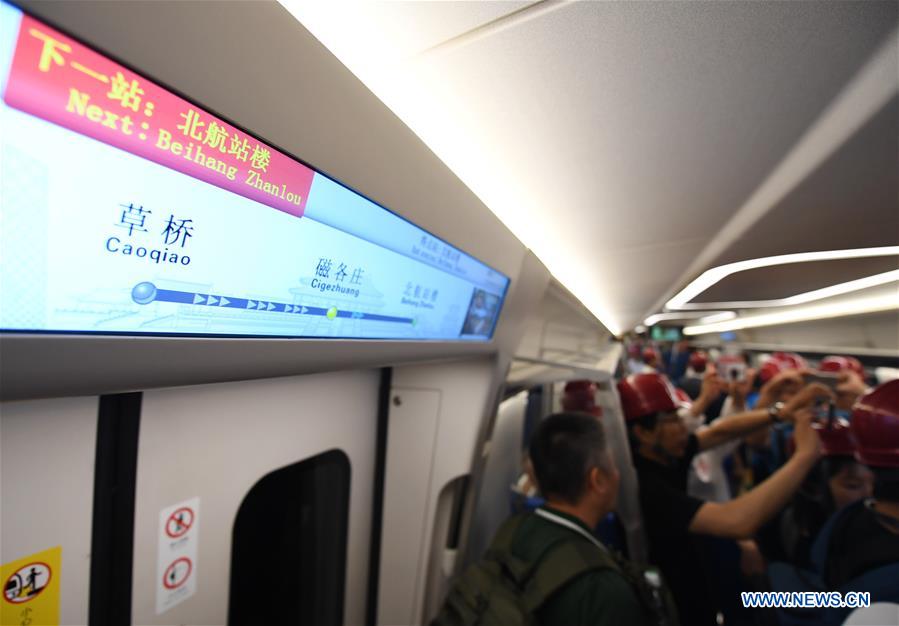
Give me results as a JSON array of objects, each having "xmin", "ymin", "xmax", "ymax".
[{"xmin": 0, "ymin": 2, "xmax": 509, "ymax": 341}]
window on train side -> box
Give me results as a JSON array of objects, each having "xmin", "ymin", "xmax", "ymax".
[{"xmin": 228, "ymin": 450, "xmax": 350, "ymax": 626}]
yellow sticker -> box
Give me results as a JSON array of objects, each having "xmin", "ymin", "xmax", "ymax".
[{"xmin": 1, "ymin": 546, "xmax": 60, "ymax": 626}]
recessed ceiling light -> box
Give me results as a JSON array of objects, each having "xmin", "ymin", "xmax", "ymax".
[
  {"xmin": 698, "ymin": 311, "xmax": 737, "ymax": 324},
  {"xmin": 643, "ymin": 311, "xmax": 734, "ymax": 326}
]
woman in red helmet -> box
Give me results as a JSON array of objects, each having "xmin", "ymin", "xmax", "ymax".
[
  {"xmin": 767, "ymin": 380, "xmax": 899, "ymax": 626},
  {"xmin": 778, "ymin": 419, "xmax": 874, "ymax": 568},
  {"xmin": 617, "ymin": 372, "xmax": 831, "ymax": 626},
  {"xmin": 824, "ymin": 380, "xmax": 899, "ymax": 589}
]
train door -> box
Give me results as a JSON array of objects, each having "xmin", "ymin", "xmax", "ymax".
[{"xmin": 129, "ymin": 369, "xmax": 380, "ymax": 625}]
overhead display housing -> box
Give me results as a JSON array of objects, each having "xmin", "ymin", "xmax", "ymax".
[{"xmin": 0, "ymin": 1, "xmax": 509, "ymax": 342}]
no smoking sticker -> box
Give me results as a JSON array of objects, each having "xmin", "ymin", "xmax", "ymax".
[
  {"xmin": 165, "ymin": 507, "xmax": 195, "ymax": 538},
  {"xmin": 157, "ymin": 497, "xmax": 199, "ymax": 614}
]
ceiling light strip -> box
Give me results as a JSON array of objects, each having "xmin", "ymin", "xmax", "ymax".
[
  {"xmin": 670, "ymin": 265, "xmax": 899, "ymax": 310},
  {"xmin": 682, "ymin": 294, "xmax": 899, "ymax": 336},
  {"xmin": 643, "ymin": 310, "xmax": 734, "ymax": 326},
  {"xmin": 697, "ymin": 311, "xmax": 737, "ymax": 324}
]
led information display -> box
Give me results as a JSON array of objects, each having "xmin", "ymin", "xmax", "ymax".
[{"xmin": 0, "ymin": 2, "xmax": 509, "ymax": 341}]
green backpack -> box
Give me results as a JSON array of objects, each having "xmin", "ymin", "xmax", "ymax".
[{"xmin": 431, "ymin": 513, "xmax": 678, "ymax": 626}]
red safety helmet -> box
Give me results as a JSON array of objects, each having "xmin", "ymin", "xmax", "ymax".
[
  {"xmin": 851, "ymin": 380, "xmax": 899, "ymax": 469},
  {"xmin": 819, "ymin": 355, "xmax": 864, "ymax": 377},
  {"xmin": 812, "ymin": 418, "xmax": 856, "ymax": 457},
  {"xmin": 771, "ymin": 351, "xmax": 807, "ymax": 370},
  {"xmin": 758, "ymin": 359, "xmax": 785, "ymax": 384},
  {"xmin": 642, "ymin": 347, "xmax": 660, "ymax": 365},
  {"xmin": 561, "ymin": 380, "xmax": 601, "ymax": 415},
  {"xmin": 617, "ymin": 373, "xmax": 680, "ymax": 421},
  {"xmin": 689, "ymin": 351, "xmax": 708, "ymax": 373}
]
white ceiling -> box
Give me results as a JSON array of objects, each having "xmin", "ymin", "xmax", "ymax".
[{"xmin": 284, "ymin": 1, "xmax": 898, "ymax": 334}]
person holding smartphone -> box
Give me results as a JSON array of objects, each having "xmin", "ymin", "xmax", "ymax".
[{"xmin": 618, "ymin": 372, "xmax": 831, "ymax": 625}]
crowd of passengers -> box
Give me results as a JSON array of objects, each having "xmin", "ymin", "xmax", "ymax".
[{"xmin": 435, "ymin": 344, "xmax": 899, "ymax": 626}]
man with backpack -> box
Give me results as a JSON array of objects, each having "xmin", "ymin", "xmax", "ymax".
[{"xmin": 433, "ymin": 412, "xmax": 667, "ymax": 626}]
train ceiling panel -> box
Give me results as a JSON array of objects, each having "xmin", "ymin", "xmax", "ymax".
[
  {"xmin": 693, "ymin": 256, "xmax": 899, "ymax": 304},
  {"xmin": 707, "ymin": 95, "xmax": 899, "ymax": 267},
  {"xmin": 315, "ymin": 1, "xmax": 532, "ymax": 59},
  {"xmin": 286, "ymin": 0, "xmax": 899, "ymax": 334}
]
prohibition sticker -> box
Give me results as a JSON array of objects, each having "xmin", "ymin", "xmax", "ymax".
[
  {"xmin": 157, "ymin": 497, "xmax": 199, "ymax": 614},
  {"xmin": 162, "ymin": 557, "xmax": 192, "ymax": 590},
  {"xmin": 165, "ymin": 507, "xmax": 195, "ymax": 538},
  {"xmin": 1, "ymin": 546, "xmax": 61, "ymax": 625},
  {"xmin": 3, "ymin": 562, "xmax": 51, "ymax": 603}
]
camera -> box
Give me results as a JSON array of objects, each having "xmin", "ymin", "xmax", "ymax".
[{"xmin": 719, "ymin": 359, "xmax": 746, "ymax": 382}]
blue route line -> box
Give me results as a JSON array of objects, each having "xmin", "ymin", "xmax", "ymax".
[{"xmin": 131, "ymin": 282, "xmax": 414, "ymax": 325}]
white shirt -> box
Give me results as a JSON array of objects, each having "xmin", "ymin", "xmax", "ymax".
[{"xmin": 687, "ymin": 396, "xmax": 743, "ymax": 502}]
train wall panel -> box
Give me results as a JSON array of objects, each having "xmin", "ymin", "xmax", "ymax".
[
  {"xmin": 0, "ymin": 396, "xmax": 98, "ymax": 624},
  {"xmin": 377, "ymin": 388, "xmax": 441, "ymax": 626},
  {"xmin": 380, "ymin": 357, "xmax": 501, "ymax": 625},
  {"xmin": 133, "ymin": 370, "xmax": 378, "ymax": 625}
]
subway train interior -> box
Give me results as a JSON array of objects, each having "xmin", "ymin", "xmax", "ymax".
[{"xmin": 1, "ymin": 1, "xmax": 897, "ymax": 625}]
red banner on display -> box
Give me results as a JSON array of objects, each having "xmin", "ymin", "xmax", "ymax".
[{"xmin": 4, "ymin": 15, "xmax": 315, "ymax": 217}]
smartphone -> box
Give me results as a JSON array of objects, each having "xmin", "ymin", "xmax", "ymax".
[
  {"xmin": 814, "ymin": 400, "xmax": 836, "ymax": 422},
  {"xmin": 805, "ymin": 371, "xmax": 841, "ymax": 390}
]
